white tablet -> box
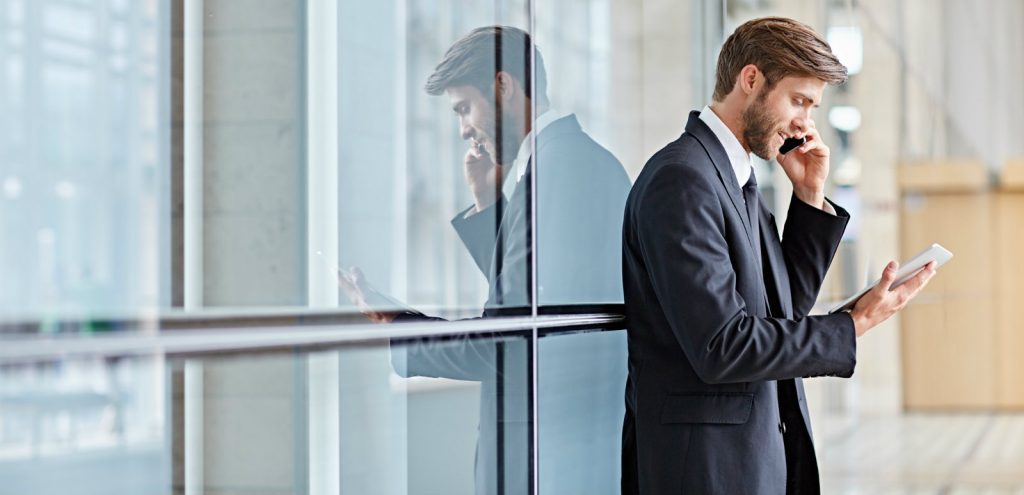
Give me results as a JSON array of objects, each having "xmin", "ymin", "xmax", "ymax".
[{"xmin": 828, "ymin": 243, "xmax": 953, "ymax": 314}]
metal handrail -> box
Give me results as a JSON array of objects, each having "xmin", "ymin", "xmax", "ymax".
[{"xmin": 0, "ymin": 313, "xmax": 624, "ymax": 363}]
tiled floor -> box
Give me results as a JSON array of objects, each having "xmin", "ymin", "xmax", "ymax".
[{"xmin": 816, "ymin": 413, "xmax": 1024, "ymax": 494}]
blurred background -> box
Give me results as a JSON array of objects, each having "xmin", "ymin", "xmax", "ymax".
[{"xmin": 0, "ymin": 0, "xmax": 1022, "ymax": 493}]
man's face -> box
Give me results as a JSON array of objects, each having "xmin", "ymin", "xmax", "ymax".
[
  {"xmin": 446, "ymin": 84, "xmax": 524, "ymax": 165},
  {"xmin": 741, "ymin": 75, "xmax": 826, "ymax": 160}
]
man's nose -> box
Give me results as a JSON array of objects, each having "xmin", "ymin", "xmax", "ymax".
[
  {"xmin": 793, "ymin": 109, "xmax": 812, "ymax": 133},
  {"xmin": 459, "ymin": 120, "xmax": 474, "ymax": 141},
  {"xmin": 792, "ymin": 116, "xmax": 809, "ymax": 134}
]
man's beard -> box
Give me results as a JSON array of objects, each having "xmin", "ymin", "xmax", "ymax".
[{"xmin": 741, "ymin": 88, "xmax": 781, "ymax": 160}]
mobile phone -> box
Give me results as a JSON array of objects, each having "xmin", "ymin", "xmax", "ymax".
[{"xmin": 779, "ymin": 136, "xmax": 805, "ymax": 155}]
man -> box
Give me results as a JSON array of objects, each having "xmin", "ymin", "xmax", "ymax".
[
  {"xmin": 621, "ymin": 17, "xmax": 936, "ymax": 494},
  {"xmin": 342, "ymin": 26, "xmax": 630, "ymax": 494}
]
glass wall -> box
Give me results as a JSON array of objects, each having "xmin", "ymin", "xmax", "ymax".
[
  {"xmin": 0, "ymin": 0, "xmax": 169, "ymax": 319},
  {"xmin": 3, "ymin": 0, "xmax": 1024, "ymax": 493},
  {"xmin": 2, "ymin": 0, "xmax": 711, "ymax": 491},
  {"xmin": 0, "ymin": 0, "xmax": 716, "ymax": 319},
  {"xmin": 0, "ymin": 329, "xmax": 535, "ymax": 494}
]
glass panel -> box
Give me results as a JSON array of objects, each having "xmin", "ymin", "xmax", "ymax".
[
  {"xmin": 0, "ymin": 355, "xmax": 170, "ymax": 494},
  {"xmin": 538, "ymin": 328, "xmax": 627, "ymax": 493},
  {"xmin": 532, "ymin": 0, "xmax": 704, "ymax": 307},
  {"xmin": 334, "ymin": 2, "xmax": 535, "ymax": 320},
  {"xmin": 184, "ymin": 331, "xmax": 531, "ymax": 495},
  {"xmin": 0, "ymin": 330, "xmax": 532, "ymax": 495},
  {"xmin": 389, "ymin": 331, "xmax": 532, "ymax": 494},
  {"xmin": 0, "ymin": 0, "xmax": 169, "ymax": 319}
]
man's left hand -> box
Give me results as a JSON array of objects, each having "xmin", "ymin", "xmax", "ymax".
[{"xmin": 777, "ymin": 119, "xmax": 828, "ymax": 209}]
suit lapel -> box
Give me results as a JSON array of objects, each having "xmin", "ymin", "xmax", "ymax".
[
  {"xmin": 759, "ymin": 204, "xmax": 794, "ymax": 318},
  {"xmin": 684, "ymin": 112, "xmax": 758, "ymax": 256}
]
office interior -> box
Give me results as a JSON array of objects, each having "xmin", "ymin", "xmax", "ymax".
[{"xmin": 1, "ymin": 0, "xmax": 1023, "ymax": 493}]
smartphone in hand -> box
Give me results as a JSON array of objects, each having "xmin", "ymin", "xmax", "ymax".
[{"xmin": 779, "ymin": 136, "xmax": 805, "ymax": 155}]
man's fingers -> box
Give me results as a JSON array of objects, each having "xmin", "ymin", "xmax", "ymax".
[
  {"xmin": 798, "ymin": 126, "xmax": 820, "ymax": 152},
  {"xmin": 350, "ymin": 266, "xmax": 365, "ymax": 283},
  {"xmin": 896, "ymin": 262, "xmax": 937, "ymax": 299},
  {"xmin": 878, "ymin": 261, "xmax": 899, "ymax": 290}
]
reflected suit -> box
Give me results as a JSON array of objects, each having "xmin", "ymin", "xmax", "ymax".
[{"xmin": 395, "ymin": 113, "xmax": 631, "ymax": 495}]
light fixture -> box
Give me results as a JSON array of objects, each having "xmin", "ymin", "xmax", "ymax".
[
  {"xmin": 829, "ymin": 106, "xmax": 862, "ymax": 132},
  {"xmin": 827, "ymin": 26, "xmax": 863, "ymax": 76},
  {"xmin": 3, "ymin": 176, "xmax": 22, "ymax": 199},
  {"xmin": 55, "ymin": 181, "xmax": 77, "ymax": 199}
]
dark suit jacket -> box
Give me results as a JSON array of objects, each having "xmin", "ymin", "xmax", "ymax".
[
  {"xmin": 395, "ymin": 113, "xmax": 631, "ymax": 495},
  {"xmin": 620, "ymin": 111, "xmax": 857, "ymax": 494}
]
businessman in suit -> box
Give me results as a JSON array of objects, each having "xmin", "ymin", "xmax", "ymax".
[
  {"xmin": 342, "ymin": 26, "xmax": 630, "ymax": 495},
  {"xmin": 620, "ymin": 17, "xmax": 936, "ymax": 494}
]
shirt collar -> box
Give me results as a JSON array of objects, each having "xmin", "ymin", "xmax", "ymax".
[
  {"xmin": 503, "ymin": 108, "xmax": 567, "ymax": 199},
  {"xmin": 698, "ymin": 105, "xmax": 753, "ymax": 187}
]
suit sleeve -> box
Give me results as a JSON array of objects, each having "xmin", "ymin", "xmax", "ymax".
[
  {"xmin": 782, "ymin": 195, "xmax": 850, "ymax": 319},
  {"xmin": 451, "ymin": 202, "xmax": 501, "ymax": 279},
  {"xmin": 635, "ymin": 165, "xmax": 856, "ymax": 385},
  {"xmin": 390, "ymin": 312, "xmax": 500, "ymax": 381}
]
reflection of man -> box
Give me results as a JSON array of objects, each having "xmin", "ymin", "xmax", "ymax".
[
  {"xmin": 344, "ymin": 25, "xmax": 629, "ymax": 317},
  {"xmin": 426, "ymin": 26, "xmax": 630, "ymax": 312},
  {"xmin": 621, "ymin": 17, "xmax": 935, "ymax": 494},
  {"xmin": 342, "ymin": 25, "xmax": 630, "ymax": 495}
]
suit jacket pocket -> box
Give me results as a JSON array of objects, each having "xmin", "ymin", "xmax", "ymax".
[{"xmin": 659, "ymin": 393, "xmax": 754, "ymax": 425}]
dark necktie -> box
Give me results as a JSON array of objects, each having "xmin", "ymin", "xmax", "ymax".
[
  {"xmin": 742, "ymin": 171, "xmax": 761, "ymax": 270},
  {"xmin": 742, "ymin": 171, "xmax": 772, "ymax": 316}
]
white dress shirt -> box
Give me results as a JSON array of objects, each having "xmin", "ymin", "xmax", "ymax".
[{"xmin": 699, "ymin": 105, "xmax": 753, "ymax": 188}]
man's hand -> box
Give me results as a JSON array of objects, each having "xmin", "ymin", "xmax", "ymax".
[
  {"xmin": 849, "ymin": 261, "xmax": 937, "ymax": 337},
  {"xmin": 338, "ymin": 266, "xmax": 396, "ymax": 324},
  {"xmin": 464, "ymin": 142, "xmax": 503, "ymax": 213},
  {"xmin": 777, "ymin": 119, "xmax": 828, "ymax": 209}
]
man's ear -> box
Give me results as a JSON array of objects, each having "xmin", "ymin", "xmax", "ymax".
[
  {"xmin": 493, "ymin": 71, "xmax": 516, "ymax": 103},
  {"xmin": 737, "ymin": 64, "xmax": 761, "ymax": 97}
]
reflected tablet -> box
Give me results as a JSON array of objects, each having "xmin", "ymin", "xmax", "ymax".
[
  {"xmin": 828, "ymin": 243, "xmax": 953, "ymax": 314},
  {"xmin": 314, "ymin": 250, "xmax": 420, "ymax": 314}
]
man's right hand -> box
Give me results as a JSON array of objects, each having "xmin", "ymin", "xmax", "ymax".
[
  {"xmin": 338, "ymin": 266, "xmax": 397, "ymax": 324},
  {"xmin": 464, "ymin": 143, "xmax": 502, "ymax": 213},
  {"xmin": 849, "ymin": 260, "xmax": 937, "ymax": 337}
]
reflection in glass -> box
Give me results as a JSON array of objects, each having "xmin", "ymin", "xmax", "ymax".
[
  {"xmin": 0, "ymin": 332, "xmax": 532, "ymax": 495},
  {"xmin": 538, "ymin": 328, "xmax": 627, "ymax": 494},
  {"xmin": 187, "ymin": 332, "xmax": 530, "ymax": 495},
  {"xmin": 393, "ymin": 332, "xmax": 531, "ymax": 495},
  {"xmin": 341, "ymin": 23, "xmax": 629, "ymax": 318},
  {"xmin": 0, "ymin": 355, "xmax": 169, "ymax": 494},
  {"xmin": 0, "ymin": 1, "xmax": 168, "ymax": 318},
  {"xmin": 331, "ymin": 22, "xmax": 632, "ymax": 495}
]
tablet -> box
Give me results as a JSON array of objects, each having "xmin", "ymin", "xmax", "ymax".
[
  {"xmin": 314, "ymin": 250, "xmax": 421, "ymax": 315},
  {"xmin": 828, "ymin": 243, "xmax": 953, "ymax": 314}
]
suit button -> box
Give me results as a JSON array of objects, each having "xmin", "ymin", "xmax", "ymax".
[{"xmin": 778, "ymin": 421, "xmax": 787, "ymax": 434}]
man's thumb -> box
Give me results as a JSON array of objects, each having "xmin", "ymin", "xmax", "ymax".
[{"xmin": 880, "ymin": 261, "xmax": 899, "ymax": 289}]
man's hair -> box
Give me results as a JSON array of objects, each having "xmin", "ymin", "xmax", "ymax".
[
  {"xmin": 425, "ymin": 25, "xmax": 547, "ymax": 101},
  {"xmin": 712, "ymin": 17, "xmax": 847, "ymax": 102}
]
